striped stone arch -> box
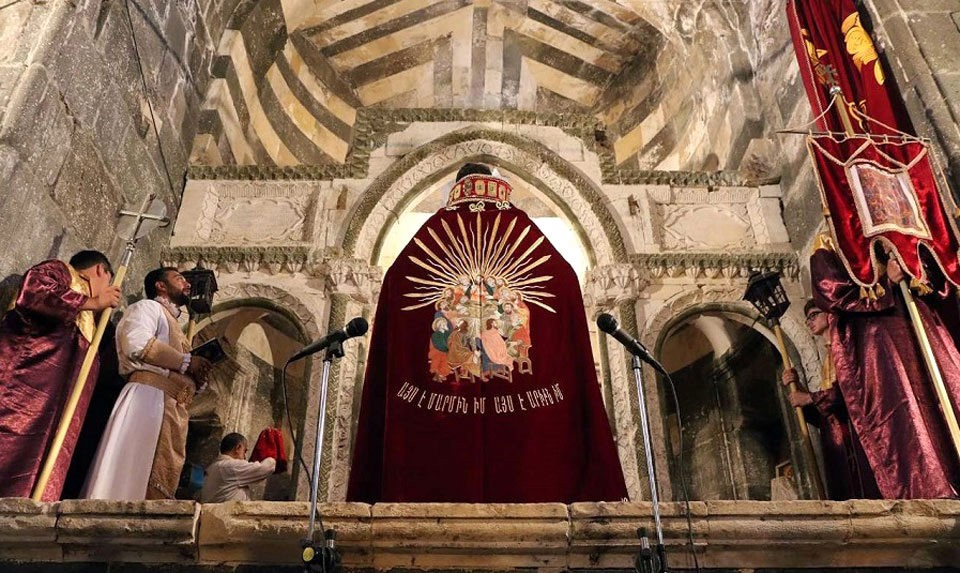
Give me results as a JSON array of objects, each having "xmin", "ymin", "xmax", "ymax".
[{"xmin": 340, "ymin": 127, "xmax": 630, "ymax": 268}]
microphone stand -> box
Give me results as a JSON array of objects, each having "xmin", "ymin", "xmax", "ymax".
[
  {"xmin": 632, "ymin": 355, "xmax": 668, "ymax": 573},
  {"xmin": 300, "ymin": 340, "xmax": 343, "ymax": 573}
]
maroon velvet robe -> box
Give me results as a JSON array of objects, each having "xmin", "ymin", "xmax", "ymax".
[
  {"xmin": 0, "ymin": 260, "xmax": 100, "ymax": 501},
  {"xmin": 812, "ymin": 248, "xmax": 960, "ymax": 499},
  {"xmin": 348, "ymin": 200, "xmax": 627, "ymax": 503},
  {"xmin": 806, "ymin": 383, "xmax": 880, "ymax": 500}
]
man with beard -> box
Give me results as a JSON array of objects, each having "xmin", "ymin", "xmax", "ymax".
[{"xmin": 82, "ymin": 267, "xmax": 211, "ymax": 500}]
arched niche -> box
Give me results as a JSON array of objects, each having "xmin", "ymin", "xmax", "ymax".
[
  {"xmin": 183, "ymin": 284, "xmax": 322, "ymax": 501},
  {"xmin": 374, "ymin": 164, "xmax": 592, "ymax": 282},
  {"xmin": 643, "ymin": 295, "xmax": 822, "ymax": 501},
  {"xmin": 659, "ymin": 311, "xmax": 792, "ymax": 501}
]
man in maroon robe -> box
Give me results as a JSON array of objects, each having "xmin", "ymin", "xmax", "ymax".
[
  {"xmin": 811, "ymin": 239, "xmax": 960, "ymax": 499},
  {"xmin": 782, "ymin": 299, "xmax": 879, "ymax": 500},
  {"xmin": 0, "ymin": 250, "xmax": 120, "ymax": 500},
  {"xmin": 347, "ymin": 164, "xmax": 627, "ymax": 503}
]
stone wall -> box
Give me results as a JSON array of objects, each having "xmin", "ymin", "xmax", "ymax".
[
  {"xmin": 0, "ymin": 0, "xmax": 239, "ymax": 281},
  {"xmin": 863, "ymin": 0, "xmax": 960, "ymax": 196}
]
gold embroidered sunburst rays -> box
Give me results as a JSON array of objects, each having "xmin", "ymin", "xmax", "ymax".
[
  {"xmin": 401, "ymin": 212, "xmax": 556, "ymax": 314},
  {"xmin": 403, "ymin": 212, "xmax": 556, "ymax": 383}
]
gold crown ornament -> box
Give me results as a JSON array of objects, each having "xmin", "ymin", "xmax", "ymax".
[{"xmin": 446, "ymin": 174, "xmax": 513, "ymax": 211}]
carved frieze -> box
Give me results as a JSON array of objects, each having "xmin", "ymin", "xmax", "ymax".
[
  {"xmin": 632, "ymin": 252, "xmax": 800, "ymax": 282},
  {"xmin": 163, "ymin": 246, "xmax": 382, "ymax": 302},
  {"xmin": 583, "ymin": 264, "xmax": 647, "ymax": 309},
  {"xmin": 191, "ymin": 185, "xmax": 317, "ymax": 245}
]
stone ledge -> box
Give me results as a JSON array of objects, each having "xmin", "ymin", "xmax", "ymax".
[
  {"xmin": 57, "ymin": 499, "xmax": 199, "ymax": 563},
  {"xmin": 0, "ymin": 499, "xmax": 959, "ymax": 569},
  {"xmin": 0, "ymin": 498, "xmax": 60, "ymax": 561}
]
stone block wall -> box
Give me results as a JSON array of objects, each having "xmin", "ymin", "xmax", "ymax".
[
  {"xmin": 0, "ymin": 0, "xmax": 239, "ymax": 282},
  {"xmin": 864, "ymin": 0, "xmax": 960, "ymax": 196}
]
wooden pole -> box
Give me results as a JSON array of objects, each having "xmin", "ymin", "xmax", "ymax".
[
  {"xmin": 30, "ymin": 261, "xmax": 129, "ymax": 501},
  {"xmin": 772, "ymin": 321, "xmax": 826, "ymax": 500},
  {"xmin": 186, "ymin": 314, "xmax": 197, "ymax": 346},
  {"xmin": 830, "ymin": 88, "xmax": 960, "ymax": 463}
]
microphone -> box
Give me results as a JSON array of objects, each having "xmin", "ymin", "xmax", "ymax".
[
  {"xmin": 596, "ymin": 313, "xmax": 668, "ymax": 376},
  {"xmin": 288, "ymin": 317, "xmax": 368, "ymax": 362}
]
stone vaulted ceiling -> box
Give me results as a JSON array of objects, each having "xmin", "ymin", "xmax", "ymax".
[
  {"xmin": 294, "ymin": 0, "xmax": 662, "ymax": 110},
  {"xmin": 190, "ymin": 0, "xmax": 759, "ymax": 172}
]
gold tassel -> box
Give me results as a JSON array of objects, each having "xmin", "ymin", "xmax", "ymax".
[
  {"xmin": 812, "ymin": 232, "xmax": 837, "ymax": 254},
  {"xmin": 910, "ymin": 277, "xmax": 934, "ymax": 296},
  {"xmin": 859, "ymin": 285, "xmax": 879, "ymax": 301}
]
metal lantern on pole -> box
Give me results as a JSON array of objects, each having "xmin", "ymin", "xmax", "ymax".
[
  {"xmin": 742, "ymin": 269, "xmax": 825, "ymax": 499},
  {"xmin": 743, "ymin": 270, "xmax": 790, "ymax": 322},
  {"xmin": 182, "ymin": 262, "xmax": 218, "ymax": 343}
]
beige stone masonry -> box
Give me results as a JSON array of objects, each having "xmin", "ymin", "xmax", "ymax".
[
  {"xmin": 0, "ymin": 498, "xmax": 59, "ymax": 561},
  {"xmin": 2, "ymin": 499, "xmax": 959, "ymax": 568},
  {"xmin": 57, "ymin": 499, "xmax": 200, "ymax": 563}
]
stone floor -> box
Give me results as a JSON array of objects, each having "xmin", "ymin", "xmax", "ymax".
[{"xmin": 1, "ymin": 499, "xmax": 959, "ymax": 570}]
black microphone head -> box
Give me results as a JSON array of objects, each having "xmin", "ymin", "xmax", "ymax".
[
  {"xmin": 597, "ymin": 313, "xmax": 618, "ymax": 334},
  {"xmin": 345, "ymin": 316, "xmax": 369, "ymax": 337}
]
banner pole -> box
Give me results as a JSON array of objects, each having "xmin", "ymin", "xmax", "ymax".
[{"xmin": 830, "ymin": 88, "xmax": 960, "ymax": 463}]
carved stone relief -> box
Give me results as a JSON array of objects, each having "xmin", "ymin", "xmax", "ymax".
[{"xmin": 658, "ymin": 204, "xmax": 754, "ymax": 250}]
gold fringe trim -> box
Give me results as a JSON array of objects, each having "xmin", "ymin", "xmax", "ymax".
[{"xmin": 859, "ymin": 284, "xmax": 885, "ymax": 301}]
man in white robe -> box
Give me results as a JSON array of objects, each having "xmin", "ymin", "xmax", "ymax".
[
  {"xmin": 200, "ymin": 433, "xmax": 276, "ymax": 503},
  {"xmin": 82, "ymin": 267, "xmax": 211, "ymax": 500}
]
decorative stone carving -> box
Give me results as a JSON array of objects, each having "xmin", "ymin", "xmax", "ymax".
[
  {"xmin": 191, "ymin": 186, "xmax": 316, "ymax": 245},
  {"xmin": 185, "ymin": 108, "xmax": 781, "ymax": 188},
  {"xmin": 163, "ymin": 246, "xmax": 312, "ymax": 277},
  {"xmin": 349, "ymin": 132, "xmax": 619, "ymax": 267},
  {"xmin": 633, "ymin": 252, "xmax": 799, "ymax": 283},
  {"xmin": 583, "ymin": 264, "xmax": 647, "ymax": 309},
  {"xmin": 659, "ymin": 204, "xmax": 754, "ymax": 250},
  {"xmin": 215, "ymin": 282, "xmax": 322, "ymax": 339}
]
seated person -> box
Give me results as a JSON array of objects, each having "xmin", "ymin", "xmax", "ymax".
[{"xmin": 200, "ymin": 432, "xmax": 275, "ymax": 503}]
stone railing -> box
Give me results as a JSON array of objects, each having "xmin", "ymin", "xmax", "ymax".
[{"xmin": 2, "ymin": 499, "xmax": 959, "ymax": 569}]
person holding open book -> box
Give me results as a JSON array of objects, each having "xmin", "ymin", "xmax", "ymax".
[{"xmin": 82, "ymin": 267, "xmax": 213, "ymax": 500}]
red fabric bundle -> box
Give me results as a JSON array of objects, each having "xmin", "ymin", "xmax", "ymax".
[{"xmin": 249, "ymin": 427, "xmax": 287, "ymax": 473}]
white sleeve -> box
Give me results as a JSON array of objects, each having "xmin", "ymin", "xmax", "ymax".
[
  {"xmin": 117, "ymin": 301, "xmax": 162, "ymax": 361},
  {"xmin": 226, "ymin": 458, "xmax": 276, "ymax": 487}
]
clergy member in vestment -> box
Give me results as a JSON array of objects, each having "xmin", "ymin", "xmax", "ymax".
[
  {"xmin": 200, "ymin": 433, "xmax": 276, "ymax": 503},
  {"xmin": 781, "ymin": 298, "xmax": 879, "ymax": 500},
  {"xmin": 82, "ymin": 267, "xmax": 211, "ymax": 500},
  {"xmin": 812, "ymin": 238, "xmax": 960, "ymax": 499},
  {"xmin": 0, "ymin": 250, "xmax": 119, "ymax": 500},
  {"xmin": 62, "ymin": 320, "xmax": 124, "ymax": 499},
  {"xmin": 348, "ymin": 164, "xmax": 628, "ymax": 503}
]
